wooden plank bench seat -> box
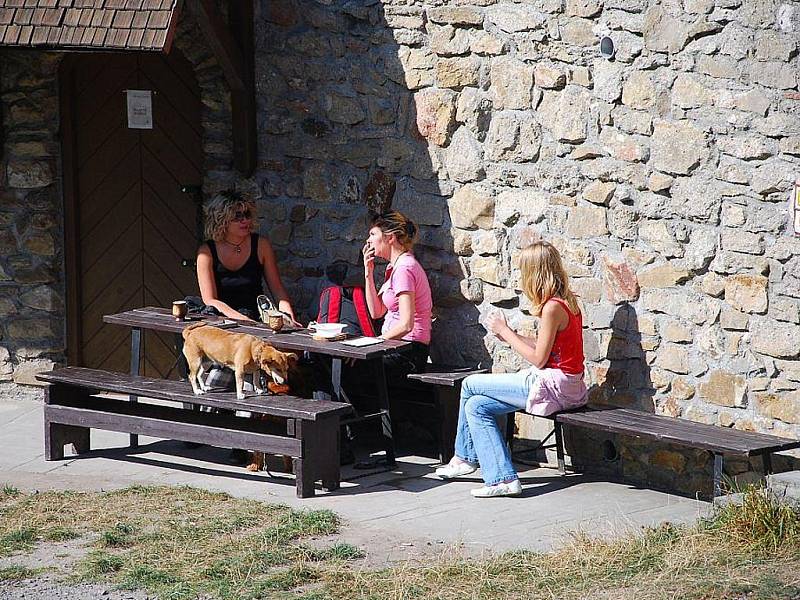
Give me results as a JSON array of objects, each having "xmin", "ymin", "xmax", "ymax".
[
  {"xmin": 406, "ymin": 367, "xmax": 800, "ymax": 497},
  {"xmin": 37, "ymin": 367, "xmax": 352, "ymax": 498},
  {"xmin": 405, "ymin": 365, "xmax": 487, "ymax": 463},
  {"xmin": 553, "ymin": 406, "xmax": 800, "ymax": 497}
]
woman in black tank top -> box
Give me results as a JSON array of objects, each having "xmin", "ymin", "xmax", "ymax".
[{"xmin": 196, "ymin": 190, "xmax": 297, "ymax": 323}]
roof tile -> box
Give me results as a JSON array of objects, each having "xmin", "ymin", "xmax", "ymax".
[{"xmin": 1, "ymin": 0, "xmax": 176, "ymax": 49}]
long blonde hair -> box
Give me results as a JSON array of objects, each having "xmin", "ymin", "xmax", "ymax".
[
  {"xmin": 203, "ymin": 190, "xmax": 258, "ymax": 242},
  {"xmin": 519, "ymin": 241, "xmax": 580, "ymax": 317}
]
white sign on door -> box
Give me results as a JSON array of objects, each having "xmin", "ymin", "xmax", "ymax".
[{"xmin": 126, "ymin": 90, "xmax": 153, "ymax": 129}]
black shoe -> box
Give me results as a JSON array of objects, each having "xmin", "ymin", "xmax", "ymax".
[{"xmin": 228, "ymin": 448, "xmax": 249, "ymax": 465}]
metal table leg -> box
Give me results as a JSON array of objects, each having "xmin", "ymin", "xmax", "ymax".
[
  {"xmin": 373, "ymin": 358, "xmax": 396, "ymax": 467},
  {"xmin": 129, "ymin": 327, "xmax": 141, "ymax": 448},
  {"xmin": 712, "ymin": 452, "xmax": 724, "ymax": 498}
]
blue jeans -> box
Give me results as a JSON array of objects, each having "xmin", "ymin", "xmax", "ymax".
[{"xmin": 454, "ymin": 371, "xmax": 535, "ymax": 486}]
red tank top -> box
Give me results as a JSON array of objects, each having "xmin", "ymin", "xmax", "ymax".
[{"xmin": 544, "ymin": 298, "xmax": 584, "ymax": 375}]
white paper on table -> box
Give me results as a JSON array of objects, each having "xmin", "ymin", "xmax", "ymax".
[{"xmin": 340, "ymin": 337, "xmax": 384, "ymax": 347}]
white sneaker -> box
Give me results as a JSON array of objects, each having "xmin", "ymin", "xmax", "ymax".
[
  {"xmin": 435, "ymin": 461, "xmax": 477, "ymax": 479},
  {"xmin": 470, "ymin": 479, "xmax": 522, "ymax": 498}
]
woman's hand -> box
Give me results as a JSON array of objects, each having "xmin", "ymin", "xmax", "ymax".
[
  {"xmin": 363, "ymin": 243, "xmax": 376, "ymax": 276},
  {"xmin": 278, "ymin": 300, "xmax": 301, "ymax": 326},
  {"xmin": 486, "ymin": 310, "xmax": 511, "ymax": 338}
]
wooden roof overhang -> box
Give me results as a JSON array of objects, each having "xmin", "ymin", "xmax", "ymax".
[{"xmin": 0, "ymin": 0, "xmax": 256, "ymax": 175}]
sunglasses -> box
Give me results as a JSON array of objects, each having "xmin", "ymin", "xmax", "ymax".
[{"xmin": 233, "ymin": 210, "xmax": 252, "ymax": 222}]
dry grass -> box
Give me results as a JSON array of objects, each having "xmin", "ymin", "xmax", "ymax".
[{"xmin": 2, "ymin": 484, "xmax": 800, "ymax": 599}]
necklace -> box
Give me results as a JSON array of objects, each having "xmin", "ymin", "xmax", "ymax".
[
  {"xmin": 389, "ymin": 251, "xmax": 407, "ymax": 268},
  {"xmin": 224, "ymin": 238, "xmax": 245, "ymax": 254}
]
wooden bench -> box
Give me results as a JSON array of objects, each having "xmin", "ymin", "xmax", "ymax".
[
  {"xmin": 551, "ymin": 406, "xmax": 800, "ymax": 497},
  {"xmin": 37, "ymin": 367, "xmax": 352, "ymax": 498},
  {"xmin": 407, "ymin": 367, "xmax": 800, "ymax": 497},
  {"xmin": 405, "ymin": 366, "xmax": 487, "ymax": 463}
]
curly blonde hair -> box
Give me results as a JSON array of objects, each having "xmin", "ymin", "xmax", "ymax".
[
  {"xmin": 203, "ymin": 190, "xmax": 258, "ymax": 242},
  {"xmin": 519, "ymin": 241, "xmax": 580, "ymax": 317}
]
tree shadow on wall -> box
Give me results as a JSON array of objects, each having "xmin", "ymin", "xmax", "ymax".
[{"xmin": 256, "ymin": 0, "xmax": 490, "ymax": 369}]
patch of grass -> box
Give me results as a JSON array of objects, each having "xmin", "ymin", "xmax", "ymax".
[
  {"xmin": 8, "ymin": 484, "xmax": 800, "ymax": 600},
  {"xmin": 0, "ymin": 526, "xmax": 38, "ymax": 555},
  {"xmin": 0, "ymin": 565, "xmax": 41, "ymax": 580},
  {"xmin": 0, "ymin": 484, "xmax": 20, "ymax": 499},
  {"xmin": 80, "ymin": 550, "xmax": 125, "ymax": 577},
  {"xmin": 100, "ymin": 522, "xmax": 136, "ymax": 548}
]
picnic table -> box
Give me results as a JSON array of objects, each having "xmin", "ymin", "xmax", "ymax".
[{"xmin": 103, "ymin": 307, "xmax": 412, "ymax": 466}]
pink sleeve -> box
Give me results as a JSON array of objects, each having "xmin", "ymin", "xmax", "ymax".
[{"xmin": 391, "ymin": 264, "xmax": 415, "ymax": 295}]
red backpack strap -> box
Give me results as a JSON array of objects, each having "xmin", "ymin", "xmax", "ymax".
[
  {"xmin": 327, "ymin": 286, "xmax": 342, "ymax": 323},
  {"xmin": 351, "ymin": 286, "xmax": 376, "ymax": 337},
  {"xmin": 317, "ymin": 286, "xmax": 342, "ymax": 323}
]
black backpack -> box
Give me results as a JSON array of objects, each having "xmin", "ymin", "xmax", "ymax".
[{"xmin": 316, "ymin": 286, "xmax": 377, "ymax": 337}]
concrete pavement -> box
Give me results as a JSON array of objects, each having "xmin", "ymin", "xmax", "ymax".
[{"xmin": 0, "ymin": 396, "xmax": 708, "ymax": 560}]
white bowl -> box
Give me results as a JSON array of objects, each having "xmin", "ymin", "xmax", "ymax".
[{"xmin": 310, "ymin": 322, "xmax": 347, "ymax": 337}]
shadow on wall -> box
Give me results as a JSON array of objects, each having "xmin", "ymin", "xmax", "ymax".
[
  {"xmin": 563, "ymin": 303, "xmax": 656, "ymax": 483},
  {"xmin": 256, "ymin": 0, "xmax": 490, "ymax": 368}
]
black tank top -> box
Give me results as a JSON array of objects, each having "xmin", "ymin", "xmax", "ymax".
[{"xmin": 207, "ymin": 234, "xmax": 262, "ymax": 318}]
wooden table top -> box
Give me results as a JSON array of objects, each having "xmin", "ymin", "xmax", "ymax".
[{"xmin": 104, "ymin": 307, "xmax": 411, "ymax": 360}]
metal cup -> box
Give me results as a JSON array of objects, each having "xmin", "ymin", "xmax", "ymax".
[{"xmin": 172, "ymin": 300, "xmax": 188, "ymax": 321}]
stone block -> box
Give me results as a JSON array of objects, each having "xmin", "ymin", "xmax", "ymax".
[
  {"xmin": 7, "ymin": 161, "xmax": 53, "ymax": 189},
  {"xmin": 8, "ymin": 318, "xmax": 55, "ymax": 340},
  {"xmin": 720, "ymin": 229, "xmax": 764, "ymax": 255},
  {"xmin": 650, "ymin": 120, "xmax": 709, "ymax": 176},
  {"xmin": 602, "ymin": 256, "xmax": 640, "ymax": 304},
  {"xmin": 561, "ymin": 17, "xmax": 598, "ymax": 46},
  {"xmin": 537, "ymin": 87, "xmax": 591, "ymax": 143},
  {"xmin": 427, "ymin": 6, "xmax": 484, "ymax": 25},
  {"xmin": 470, "ymin": 32, "xmax": 506, "ymax": 55},
  {"xmin": 444, "ymin": 127, "xmax": 484, "ymax": 183},
  {"xmin": 534, "ymin": 63, "xmax": 566, "ymax": 90},
  {"xmin": 598, "ymin": 128, "xmax": 648, "ymax": 162},
  {"xmin": 638, "ymin": 220, "xmax": 683, "ymax": 258},
  {"xmin": 725, "ymin": 274, "xmax": 768, "ymax": 314},
  {"xmin": 672, "ymin": 377, "xmax": 696, "ymax": 400},
  {"xmin": 12, "ymin": 358, "xmax": 56, "ymax": 387},
  {"xmin": 494, "ymin": 188, "xmax": 548, "ymax": 227},
  {"xmin": 649, "ymin": 449, "xmax": 687, "ymax": 473},
  {"xmin": 643, "ymin": 6, "xmax": 689, "ymax": 52},
  {"xmin": 654, "ymin": 344, "xmax": 689, "ymax": 374},
  {"xmin": 565, "ymin": 206, "xmax": 608, "ymax": 238},
  {"xmin": 436, "ymin": 57, "xmax": 481, "ymax": 89},
  {"xmin": 490, "ymin": 57, "xmax": 535, "ymax": 110},
  {"xmin": 485, "ymin": 4, "xmax": 546, "ymax": 33},
  {"xmin": 699, "ymin": 370, "xmax": 746, "ymax": 408},
  {"xmin": 755, "ymin": 392, "xmax": 800, "ymax": 425},
  {"xmin": 470, "ymin": 255, "xmax": 502, "ymax": 285},
  {"xmin": 430, "ymin": 25, "xmax": 471, "ymax": 56},
  {"xmin": 636, "ymin": 263, "xmax": 691, "ymax": 288},
  {"xmin": 456, "ymin": 87, "xmax": 492, "ymax": 138},
  {"xmin": 641, "ymin": 288, "xmax": 720, "ymax": 325},
  {"xmin": 671, "ymin": 73, "xmax": 712, "ymax": 109},
  {"xmin": 622, "ymin": 71, "xmax": 656, "ymax": 109},
  {"xmin": 752, "ymin": 319, "xmax": 800, "ymax": 359},
  {"xmin": 449, "ymin": 184, "xmax": 495, "ymax": 229},
  {"xmin": 581, "ymin": 181, "xmax": 616, "ymax": 206},
  {"xmin": 414, "ymin": 88, "xmax": 457, "ymax": 146},
  {"xmin": 485, "ymin": 112, "xmax": 541, "ymax": 162},
  {"xmin": 717, "ymin": 135, "xmax": 775, "ymax": 160}
]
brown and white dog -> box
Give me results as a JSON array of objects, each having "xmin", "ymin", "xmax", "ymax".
[{"xmin": 181, "ymin": 323, "xmax": 298, "ymax": 400}]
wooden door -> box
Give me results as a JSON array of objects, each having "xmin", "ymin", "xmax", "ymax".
[{"xmin": 61, "ymin": 50, "xmax": 203, "ymax": 377}]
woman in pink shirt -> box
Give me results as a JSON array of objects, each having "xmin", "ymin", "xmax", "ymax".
[{"xmin": 363, "ymin": 211, "xmax": 433, "ymax": 379}]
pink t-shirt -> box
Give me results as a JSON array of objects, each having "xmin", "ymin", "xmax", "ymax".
[{"xmin": 378, "ymin": 253, "xmax": 432, "ymax": 344}]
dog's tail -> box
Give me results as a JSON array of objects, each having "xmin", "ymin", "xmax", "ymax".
[{"xmin": 181, "ymin": 321, "xmax": 207, "ymax": 340}]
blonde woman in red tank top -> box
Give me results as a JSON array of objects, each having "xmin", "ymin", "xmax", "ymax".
[{"xmin": 435, "ymin": 242, "xmax": 588, "ymax": 497}]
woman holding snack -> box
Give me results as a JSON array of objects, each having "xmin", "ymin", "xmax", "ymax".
[
  {"xmin": 362, "ymin": 210, "xmax": 433, "ymax": 383},
  {"xmin": 196, "ymin": 189, "xmax": 297, "ymax": 324}
]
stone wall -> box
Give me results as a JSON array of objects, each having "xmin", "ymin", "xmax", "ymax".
[
  {"xmin": 252, "ymin": 0, "xmax": 800, "ymax": 494},
  {"xmin": 0, "ymin": 52, "xmax": 65, "ymax": 401}
]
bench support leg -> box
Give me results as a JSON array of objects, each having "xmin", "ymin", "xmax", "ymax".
[
  {"xmin": 290, "ymin": 418, "xmax": 342, "ymax": 498},
  {"xmin": 129, "ymin": 327, "xmax": 141, "ymax": 449},
  {"xmin": 436, "ymin": 386, "xmax": 459, "ymax": 465},
  {"xmin": 712, "ymin": 452, "xmax": 724, "ymax": 498},
  {"xmin": 554, "ymin": 421, "xmax": 566, "ymax": 475},
  {"xmin": 762, "ymin": 453, "xmax": 773, "ymax": 479},
  {"xmin": 45, "ymin": 419, "xmax": 89, "ymax": 460}
]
